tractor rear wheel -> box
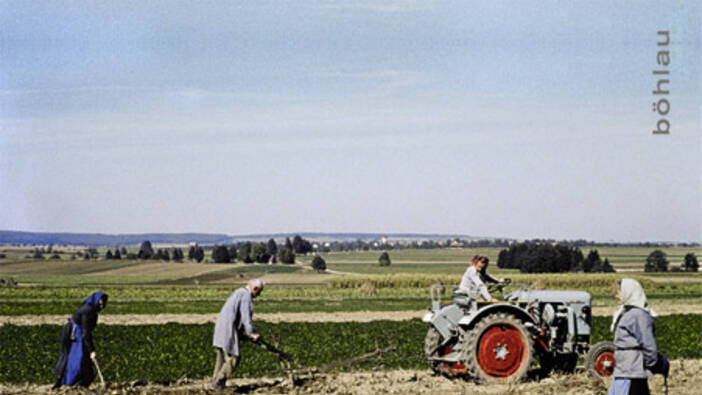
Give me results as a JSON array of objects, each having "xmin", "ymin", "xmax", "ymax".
[
  {"xmin": 585, "ymin": 341, "xmax": 616, "ymax": 378},
  {"xmin": 464, "ymin": 312, "xmax": 533, "ymax": 383},
  {"xmin": 424, "ymin": 327, "xmax": 467, "ymax": 378}
]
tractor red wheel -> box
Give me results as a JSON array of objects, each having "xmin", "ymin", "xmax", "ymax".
[
  {"xmin": 477, "ymin": 322, "xmax": 528, "ymax": 377},
  {"xmin": 586, "ymin": 341, "xmax": 616, "ymax": 377},
  {"xmin": 465, "ymin": 313, "xmax": 533, "ymax": 383}
]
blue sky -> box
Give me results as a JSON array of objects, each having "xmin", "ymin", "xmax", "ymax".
[{"xmin": 1, "ymin": 1, "xmax": 700, "ymax": 241}]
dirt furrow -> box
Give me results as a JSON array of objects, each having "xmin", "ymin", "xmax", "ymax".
[{"xmin": 1, "ymin": 303, "xmax": 700, "ymax": 326}]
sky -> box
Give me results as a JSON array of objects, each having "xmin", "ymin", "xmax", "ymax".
[{"xmin": 1, "ymin": 1, "xmax": 700, "ymax": 242}]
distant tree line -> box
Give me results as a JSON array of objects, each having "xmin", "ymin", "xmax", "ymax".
[
  {"xmin": 209, "ymin": 236, "xmax": 305, "ymax": 264},
  {"xmin": 646, "ymin": 250, "xmax": 698, "ymax": 273},
  {"xmin": 34, "ymin": 235, "xmax": 698, "ymax": 275},
  {"xmin": 497, "ymin": 242, "xmax": 615, "ymax": 273}
]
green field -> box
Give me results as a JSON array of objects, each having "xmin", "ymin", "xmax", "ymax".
[{"xmin": 3, "ymin": 315, "xmax": 701, "ymax": 384}]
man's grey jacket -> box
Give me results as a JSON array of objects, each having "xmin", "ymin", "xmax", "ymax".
[{"xmin": 213, "ymin": 287, "xmax": 254, "ymax": 356}]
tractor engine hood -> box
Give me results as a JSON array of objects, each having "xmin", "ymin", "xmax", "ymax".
[{"xmin": 505, "ymin": 290, "xmax": 591, "ymax": 306}]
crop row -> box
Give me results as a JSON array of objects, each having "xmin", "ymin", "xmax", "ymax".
[
  {"xmin": 2, "ymin": 315, "xmax": 701, "ymax": 384},
  {"xmin": 327, "ymin": 273, "xmax": 666, "ymax": 289}
]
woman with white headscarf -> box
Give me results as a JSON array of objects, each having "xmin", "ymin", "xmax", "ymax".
[{"xmin": 608, "ymin": 278, "xmax": 660, "ymax": 395}]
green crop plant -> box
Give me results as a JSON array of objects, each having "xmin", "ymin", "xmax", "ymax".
[{"xmin": 1, "ymin": 315, "xmax": 700, "ymax": 385}]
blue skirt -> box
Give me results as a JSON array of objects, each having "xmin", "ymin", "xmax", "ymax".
[
  {"xmin": 62, "ymin": 323, "xmax": 89, "ymax": 386},
  {"xmin": 609, "ymin": 378, "xmax": 650, "ymax": 395}
]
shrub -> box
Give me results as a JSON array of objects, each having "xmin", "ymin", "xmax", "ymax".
[
  {"xmin": 138, "ymin": 241, "xmax": 154, "ymax": 259},
  {"xmin": 684, "ymin": 253, "xmax": 699, "ymax": 272},
  {"xmin": 378, "ymin": 252, "xmax": 391, "ymax": 266},
  {"xmin": 211, "ymin": 245, "xmax": 231, "ymax": 263},
  {"xmin": 251, "ymin": 243, "xmax": 270, "ymax": 263},
  {"xmin": 238, "ymin": 242, "xmax": 253, "ymax": 263},
  {"xmin": 311, "ymin": 255, "xmax": 326, "ymax": 272},
  {"xmin": 278, "ymin": 248, "xmax": 295, "ymax": 264},
  {"xmin": 645, "ymin": 250, "xmax": 668, "ymax": 272}
]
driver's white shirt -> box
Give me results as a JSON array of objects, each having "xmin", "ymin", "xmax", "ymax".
[{"xmin": 458, "ymin": 265, "xmax": 492, "ymax": 300}]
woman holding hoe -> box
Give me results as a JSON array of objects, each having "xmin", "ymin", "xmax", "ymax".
[{"xmin": 52, "ymin": 291, "xmax": 108, "ymax": 389}]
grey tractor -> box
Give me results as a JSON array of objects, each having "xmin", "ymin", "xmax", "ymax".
[{"xmin": 423, "ymin": 280, "xmax": 616, "ymax": 383}]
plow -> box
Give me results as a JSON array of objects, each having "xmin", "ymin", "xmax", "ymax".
[{"xmin": 255, "ymin": 336, "xmax": 398, "ymax": 387}]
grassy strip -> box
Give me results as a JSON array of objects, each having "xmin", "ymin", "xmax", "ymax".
[
  {"xmin": 3, "ymin": 295, "xmax": 702, "ymax": 315},
  {"xmin": 2, "ymin": 282, "xmax": 702, "ymax": 315},
  {"xmin": 327, "ymin": 273, "xmax": 665, "ymax": 289},
  {"xmin": 2, "ymin": 315, "xmax": 701, "ymax": 384}
]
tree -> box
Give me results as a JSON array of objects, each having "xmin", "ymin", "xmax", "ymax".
[
  {"xmin": 212, "ymin": 245, "xmax": 231, "ymax": 263},
  {"xmin": 120, "ymin": 247, "xmax": 127, "ymax": 255},
  {"xmin": 238, "ymin": 242, "xmax": 253, "ymax": 263},
  {"xmin": 152, "ymin": 249, "xmax": 170, "ymax": 261},
  {"xmin": 278, "ymin": 248, "xmax": 295, "ymax": 264},
  {"xmin": 138, "ymin": 241, "xmax": 154, "ymax": 260},
  {"xmin": 228, "ymin": 246, "xmax": 238, "ymax": 262},
  {"xmin": 188, "ymin": 246, "xmax": 195, "ymax": 261},
  {"xmin": 114, "ymin": 249, "xmax": 122, "ymax": 260},
  {"xmin": 292, "ymin": 235, "xmax": 312, "ymax": 254},
  {"xmin": 582, "ymin": 250, "xmax": 601, "ymax": 273},
  {"xmin": 193, "ymin": 246, "xmax": 205, "ymax": 263},
  {"xmin": 602, "ymin": 258, "xmax": 615, "ymax": 273},
  {"xmin": 285, "ymin": 237, "xmax": 293, "ymax": 250},
  {"xmin": 684, "ymin": 253, "xmax": 699, "ymax": 272},
  {"xmin": 172, "ymin": 248, "xmax": 184, "ymax": 262},
  {"xmin": 645, "ymin": 250, "xmax": 668, "ymax": 272},
  {"xmin": 85, "ymin": 248, "xmax": 99, "ymax": 259},
  {"xmin": 266, "ymin": 238, "xmax": 278, "ymax": 257},
  {"xmin": 378, "ymin": 252, "xmax": 391, "ymax": 266},
  {"xmin": 105, "ymin": 250, "xmax": 114, "ymax": 260},
  {"xmin": 311, "ymin": 255, "xmax": 326, "ymax": 272},
  {"xmin": 251, "ymin": 243, "xmax": 270, "ymax": 263}
]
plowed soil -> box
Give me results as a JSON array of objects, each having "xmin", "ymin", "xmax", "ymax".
[{"xmin": 2, "ymin": 360, "xmax": 699, "ymax": 394}]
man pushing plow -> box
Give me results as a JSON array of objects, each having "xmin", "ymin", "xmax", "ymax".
[{"xmin": 210, "ymin": 278, "xmax": 263, "ymax": 390}]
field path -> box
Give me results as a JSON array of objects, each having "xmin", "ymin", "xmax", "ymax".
[{"xmin": 2, "ymin": 303, "xmax": 700, "ymax": 326}]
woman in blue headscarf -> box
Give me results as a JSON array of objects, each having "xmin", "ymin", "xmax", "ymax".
[{"xmin": 52, "ymin": 291, "xmax": 108, "ymax": 389}]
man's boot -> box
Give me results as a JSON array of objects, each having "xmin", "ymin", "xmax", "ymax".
[{"xmin": 209, "ymin": 378, "xmax": 225, "ymax": 390}]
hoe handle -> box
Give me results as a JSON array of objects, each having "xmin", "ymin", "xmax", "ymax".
[{"xmin": 92, "ymin": 357, "xmax": 105, "ymax": 389}]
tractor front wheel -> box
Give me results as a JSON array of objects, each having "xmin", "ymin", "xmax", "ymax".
[
  {"xmin": 585, "ymin": 341, "xmax": 616, "ymax": 378},
  {"xmin": 424, "ymin": 327, "xmax": 467, "ymax": 378},
  {"xmin": 464, "ymin": 312, "xmax": 533, "ymax": 383}
]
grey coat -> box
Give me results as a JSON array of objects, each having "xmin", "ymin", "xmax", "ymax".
[
  {"xmin": 612, "ymin": 307, "xmax": 658, "ymax": 378},
  {"xmin": 213, "ymin": 288, "xmax": 254, "ymax": 356}
]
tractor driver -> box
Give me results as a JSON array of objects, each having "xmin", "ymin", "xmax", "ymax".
[{"xmin": 458, "ymin": 255, "xmax": 502, "ymax": 302}]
